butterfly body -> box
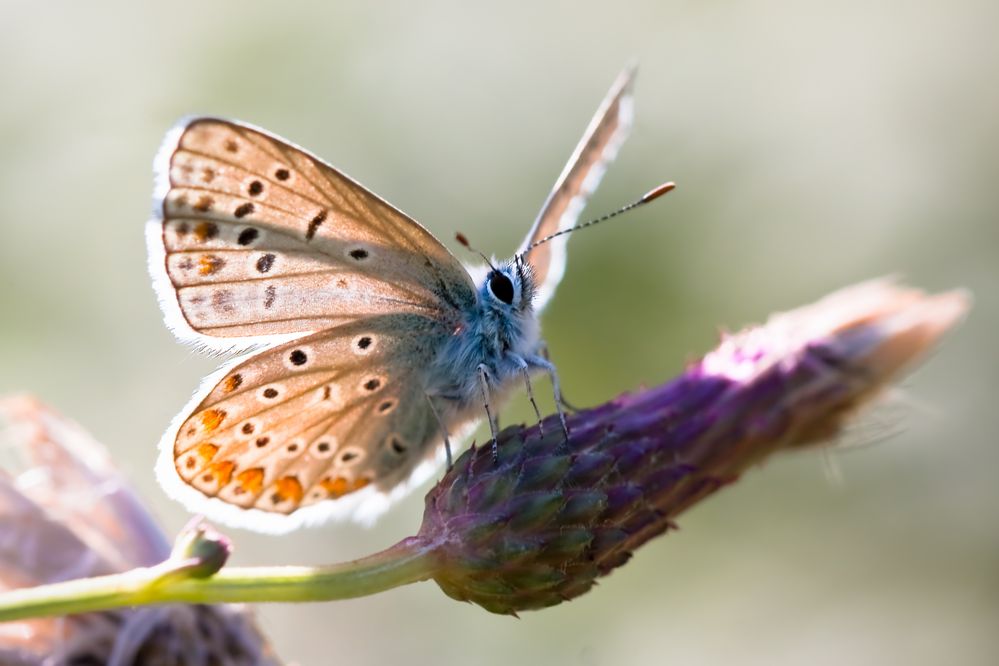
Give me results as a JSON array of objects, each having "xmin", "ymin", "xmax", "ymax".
[
  {"xmin": 426, "ymin": 262, "xmax": 540, "ymax": 409},
  {"xmin": 150, "ymin": 66, "xmax": 638, "ymax": 532}
]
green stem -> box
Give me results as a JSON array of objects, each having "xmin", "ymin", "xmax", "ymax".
[{"xmin": 0, "ymin": 536, "xmax": 439, "ymax": 622}]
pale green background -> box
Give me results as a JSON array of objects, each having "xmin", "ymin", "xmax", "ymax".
[{"xmin": 1, "ymin": 1, "xmax": 996, "ymax": 664}]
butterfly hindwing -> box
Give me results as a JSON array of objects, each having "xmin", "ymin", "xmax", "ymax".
[
  {"xmin": 161, "ymin": 314, "xmax": 451, "ymax": 531},
  {"xmin": 148, "ymin": 117, "xmax": 476, "ymax": 350}
]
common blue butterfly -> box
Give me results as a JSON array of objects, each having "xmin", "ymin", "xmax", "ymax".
[{"xmin": 147, "ymin": 65, "xmax": 670, "ymax": 532}]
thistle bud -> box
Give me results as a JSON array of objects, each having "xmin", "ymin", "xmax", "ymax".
[
  {"xmin": 419, "ymin": 280, "xmax": 968, "ymax": 614},
  {"xmin": 166, "ymin": 516, "xmax": 232, "ymax": 580}
]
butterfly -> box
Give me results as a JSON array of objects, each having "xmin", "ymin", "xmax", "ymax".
[{"xmin": 148, "ymin": 65, "xmax": 665, "ymax": 533}]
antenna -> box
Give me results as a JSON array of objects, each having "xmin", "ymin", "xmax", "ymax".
[
  {"xmin": 520, "ymin": 181, "xmax": 675, "ymax": 255},
  {"xmin": 455, "ymin": 232, "xmax": 496, "ymax": 270}
]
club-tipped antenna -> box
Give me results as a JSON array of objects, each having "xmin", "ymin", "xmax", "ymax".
[
  {"xmin": 456, "ymin": 232, "xmax": 497, "ymax": 270},
  {"xmin": 520, "ymin": 181, "xmax": 676, "ymax": 255}
]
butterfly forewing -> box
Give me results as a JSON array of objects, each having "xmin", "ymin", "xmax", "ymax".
[
  {"xmin": 151, "ymin": 118, "xmax": 475, "ymax": 347},
  {"xmin": 519, "ymin": 66, "xmax": 636, "ymax": 312},
  {"xmin": 171, "ymin": 314, "xmax": 448, "ymax": 517}
]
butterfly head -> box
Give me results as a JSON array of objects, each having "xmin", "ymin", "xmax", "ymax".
[
  {"xmin": 482, "ymin": 257, "xmax": 536, "ymax": 313},
  {"xmin": 457, "ymin": 232, "xmax": 537, "ymax": 313}
]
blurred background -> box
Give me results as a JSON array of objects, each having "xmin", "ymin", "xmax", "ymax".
[{"xmin": 1, "ymin": 0, "xmax": 996, "ymax": 663}]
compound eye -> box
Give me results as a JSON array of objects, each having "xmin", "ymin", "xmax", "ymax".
[{"xmin": 488, "ymin": 272, "xmax": 515, "ymax": 305}]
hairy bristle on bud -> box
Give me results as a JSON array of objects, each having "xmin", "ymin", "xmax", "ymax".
[{"xmin": 417, "ymin": 279, "xmax": 968, "ymax": 614}]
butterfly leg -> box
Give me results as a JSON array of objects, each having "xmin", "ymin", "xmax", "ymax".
[
  {"xmin": 425, "ymin": 393, "xmax": 453, "ymax": 470},
  {"xmin": 538, "ymin": 343, "xmax": 582, "ymax": 412},
  {"xmin": 510, "ymin": 354, "xmax": 544, "ymax": 437},
  {"xmin": 476, "ymin": 364, "xmax": 500, "ymax": 461},
  {"xmin": 527, "ymin": 356, "xmax": 570, "ymax": 441}
]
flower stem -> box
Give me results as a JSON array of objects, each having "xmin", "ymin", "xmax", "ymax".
[{"xmin": 0, "ymin": 536, "xmax": 438, "ymax": 622}]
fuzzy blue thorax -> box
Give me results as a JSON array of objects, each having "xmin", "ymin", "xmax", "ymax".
[{"xmin": 424, "ymin": 261, "xmax": 541, "ymax": 412}]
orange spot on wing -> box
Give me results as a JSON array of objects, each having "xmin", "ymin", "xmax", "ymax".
[
  {"xmin": 274, "ymin": 476, "xmax": 304, "ymax": 504},
  {"xmin": 209, "ymin": 460, "xmax": 235, "ymax": 486},
  {"xmin": 198, "ymin": 254, "xmax": 225, "ymax": 275},
  {"xmin": 196, "ymin": 442, "xmax": 219, "ymax": 463},
  {"xmin": 223, "ymin": 374, "xmax": 243, "ymax": 393},
  {"xmin": 193, "ymin": 220, "xmax": 217, "ymax": 239},
  {"xmin": 200, "ymin": 409, "xmax": 227, "ymax": 432},
  {"xmin": 353, "ymin": 477, "xmax": 371, "ymax": 490},
  {"xmin": 321, "ymin": 476, "xmax": 351, "ymax": 498},
  {"xmin": 236, "ymin": 467, "xmax": 265, "ymax": 494},
  {"xmin": 193, "ymin": 197, "xmax": 214, "ymax": 214}
]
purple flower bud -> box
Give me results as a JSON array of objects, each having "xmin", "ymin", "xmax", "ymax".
[{"xmin": 419, "ymin": 280, "xmax": 968, "ymax": 615}]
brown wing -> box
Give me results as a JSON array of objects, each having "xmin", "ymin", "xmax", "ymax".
[
  {"xmin": 147, "ymin": 118, "xmax": 475, "ymax": 350},
  {"xmin": 161, "ymin": 313, "xmax": 454, "ymax": 530},
  {"xmin": 517, "ymin": 65, "xmax": 636, "ymax": 311}
]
